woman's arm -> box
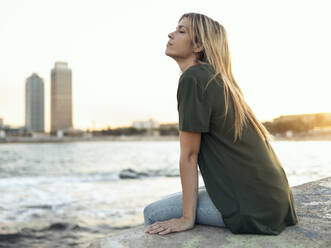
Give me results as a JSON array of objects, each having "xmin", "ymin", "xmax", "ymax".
[
  {"xmin": 179, "ymin": 130, "xmax": 201, "ymax": 224},
  {"xmin": 144, "ymin": 130, "xmax": 201, "ymax": 235}
]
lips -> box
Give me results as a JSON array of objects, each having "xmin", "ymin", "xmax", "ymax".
[{"xmin": 167, "ymin": 41, "xmax": 173, "ymax": 46}]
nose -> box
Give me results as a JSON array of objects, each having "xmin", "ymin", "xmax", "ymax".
[{"xmin": 168, "ymin": 32, "xmax": 174, "ymax": 39}]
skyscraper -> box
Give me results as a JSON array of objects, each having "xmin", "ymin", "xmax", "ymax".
[
  {"xmin": 50, "ymin": 62, "xmax": 73, "ymax": 134},
  {"xmin": 25, "ymin": 73, "xmax": 45, "ymax": 133}
]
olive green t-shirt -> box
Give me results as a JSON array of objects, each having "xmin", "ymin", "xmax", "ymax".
[{"xmin": 176, "ymin": 63, "xmax": 298, "ymax": 235}]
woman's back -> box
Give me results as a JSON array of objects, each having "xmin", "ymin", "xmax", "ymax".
[{"xmin": 177, "ymin": 63, "xmax": 298, "ymax": 235}]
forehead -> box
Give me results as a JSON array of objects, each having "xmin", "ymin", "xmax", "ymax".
[
  {"xmin": 177, "ymin": 24, "xmax": 186, "ymax": 29},
  {"xmin": 177, "ymin": 18, "xmax": 189, "ymax": 29}
]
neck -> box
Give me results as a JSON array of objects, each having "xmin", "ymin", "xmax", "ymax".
[{"xmin": 177, "ymin": 58, "xmax": 200, "ymax": 73}]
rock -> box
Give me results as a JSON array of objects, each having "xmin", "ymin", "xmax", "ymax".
[
  {"xmin": 119, "ymin": 169, "xmax": 137, "ymax": 179},
  {"xmin": 88, "ymin": 176, "xmax": 331, "ymax": 248},
  {"xmin": 119, "ymin": 169, "xmax": 139, "ymax": 179},
  {"xmin": 119, "ymin": 169, "xmax": 153, "ymax": 179},
  {"xmin": 164, "ymin": 168, "xmax": 180, "ymax": 177},
  {"xmin": 137, "ymin": 171, "xmax": 150, "ymax": 177}
]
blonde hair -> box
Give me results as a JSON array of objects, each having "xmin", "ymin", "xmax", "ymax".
[{"xmin": 179, "ymin": 12, "xmax": 275, "ymax": 144}]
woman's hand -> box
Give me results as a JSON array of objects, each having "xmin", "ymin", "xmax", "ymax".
[{"xmin": 144, "ymin": 216, "xmax": 195, "ymax": 235}]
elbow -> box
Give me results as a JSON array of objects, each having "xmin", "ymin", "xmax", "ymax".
[{"xmin": 180, "ymin": 151, "xmax": 199, "ymax": 165}]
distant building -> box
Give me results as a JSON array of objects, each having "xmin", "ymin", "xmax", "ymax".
[
  {"xmin": 159, "ymin": 122, "xmax": 179, "ymax": 136},
  {"xmin": 0, "ymin": 130, "xmax": 5, "ymax": 138},
  {"xmin": 314, "ymin": 112, "xmax": 331, "ymax": 127},
  {"xmin": 132, "ymin": 118, "xmax": 159, "ymax": 130},
  {"xmin": 0, "ymin": 118, "xmax": 4, "ymax": 138},
  {"xmin": 50, "ymin": 62, "xmax": 73, "ymax": 133},
  {"xmin": 285, "ymin": 130, "xmax": 293, "ymax": 137},
  {"xmin": 159, "ymin": 122, "xmax": 178, "ymax": 129},
  {"xmin": 273, "ymin": 112, "xmax": 331, "ymax": 128},
  {"xmin": 273, "ymin": 114, "xmax": 315, "ymax": 124},
  {"xmin": 3, "ymin": 126, "xmax": 26, "ymax": 136},
  {"xmin": 25, "ymin": 73, "xmax": 45, "ymax": 133}
]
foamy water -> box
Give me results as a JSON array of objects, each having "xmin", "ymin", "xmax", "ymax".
[{"xmin": 0, "ymin": 140, "xmax": 330, "ymax": 247}]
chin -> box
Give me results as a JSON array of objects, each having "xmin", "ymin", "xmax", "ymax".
[
  {"xmin": 165, "ymin": 50, "xmax": 176, "ymax": 58},
  {"xmin": 164, "ymin": 50, "xmax": 172, "ymax": 57}
]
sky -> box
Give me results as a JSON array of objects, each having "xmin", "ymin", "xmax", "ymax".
[{"xmin": 0, "ymin": 0, "xmax": 330, "ymax": 131}]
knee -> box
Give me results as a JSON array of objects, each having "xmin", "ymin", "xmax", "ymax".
[
  {"xmin": 143, "ymin": 202, "xmax": 156, "ymax": 218},
  {"xmin": 143, "ymin": 203, "xmax": 157, "ymax": 226}
]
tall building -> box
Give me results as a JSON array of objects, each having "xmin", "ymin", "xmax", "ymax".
[
  {"xmin": 25, "ymin": 73, "xmax": 45, "ymax": 133},
  {"xmin": 0, "ymin": 118, "xmax": 4, "ymax": 138},
  {"xmin": 50, "ymin": 62, "xmax": 73, "ymax": 133},
  {"xmin": 132, "ymin": 118, "xmax": 159, "ymax": 129}
]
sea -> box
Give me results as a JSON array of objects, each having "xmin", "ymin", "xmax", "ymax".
[{"xmin": 0, "ymin": 139, "xmax": 330, "ymax": 247}]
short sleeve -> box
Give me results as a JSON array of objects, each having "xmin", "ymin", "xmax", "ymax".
[{"xmin": 177, "ymin": 75, "xmax": 212, "ymax": 132}]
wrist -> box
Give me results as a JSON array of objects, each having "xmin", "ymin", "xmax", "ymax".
[{"xmin": 181, "ymin": 215, "xmax": 195, "ymax": 225}]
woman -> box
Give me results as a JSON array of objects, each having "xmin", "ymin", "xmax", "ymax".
[{"xmin": 144, "ymin": 12, "xmax": 298, "ymax": 236}]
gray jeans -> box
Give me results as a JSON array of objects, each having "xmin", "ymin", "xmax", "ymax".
[{"xmin": 143, "ymin": 185, "xmax": 225, "ymax": 228}]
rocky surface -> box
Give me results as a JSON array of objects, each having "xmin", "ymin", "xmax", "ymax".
[{"xmin": 88, "ymin": 176, "xmax": 331, "ymax": 248}]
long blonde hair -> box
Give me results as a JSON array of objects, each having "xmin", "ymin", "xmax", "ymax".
[{"xmin": 180, "ymin": 12, "xmax": 274, "ymax": 144}]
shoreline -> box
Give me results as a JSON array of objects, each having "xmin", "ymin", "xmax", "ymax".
[
  {"xmin": 1, "ymin": 133, "xmax": 331, "ymax": 144},
  {"xmin": 0, "ymin": 135, "xmax": 180, "ymax": 144}
]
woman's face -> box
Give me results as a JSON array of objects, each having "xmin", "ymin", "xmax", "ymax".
[{"xmin": 165, "ymin": 18, "xmax": 195, "ymax": 61}]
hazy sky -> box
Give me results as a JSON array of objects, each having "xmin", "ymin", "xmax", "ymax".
[{"xmin": 0, "ymin": 0, "xmax": 330, "ymax": 131}]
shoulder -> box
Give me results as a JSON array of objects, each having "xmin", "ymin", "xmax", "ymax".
[
  {"xmin": 181, "ymin": 63, "xmax": 223, "ymax": 89},
  {"xmin": 179, "ymin": 64, "xmax": 223, "ymax": 96},
  {"xmin": 180, "ymin": 63, "xmax": 213, "ymax": 82}
]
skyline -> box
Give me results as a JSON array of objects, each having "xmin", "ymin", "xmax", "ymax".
[{"xmin": 1, "ymin": 0, "xmax": 330, "ymax": 132}]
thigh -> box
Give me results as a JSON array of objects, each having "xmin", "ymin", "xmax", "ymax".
[
  {"xmin": 143, "ymin": 186, "xmax": 225, "ymax": 227},
  {"xmin": 195, "ymin": 187, "xmax": 225, "ymax": 227}
]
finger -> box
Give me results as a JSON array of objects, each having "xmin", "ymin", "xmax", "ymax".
[
  {"xmin": 145, "ymin": 220, "xmax": 170, "ymax": 234},
  {"xmin": 149, "ymin": 224, "xmax": 162, "ymax": 230},
  {"xmin": 149, "ymin": 227, "xmax": 165, "ymax": 234},
  {"xmin": 145, "ymin": 222, "xmax": 160, "ymax": 232},
  {"xmin": 149, "ymin": 226, "xmax": 163, "ymax": 233},
  {"xmin": 148, "ymin": 221, "xmax": 167, "ymax": 230},
  {"xmin": 145, "ymin": 226, "xmax": 154, "ymax": 232},
  {"xmin": 159, "ymin": 227, "xmax": 172, "ymax": 235},
  {"xmin": 148, "ymin": 221, "xmax": 161, "ymax": 229}
]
